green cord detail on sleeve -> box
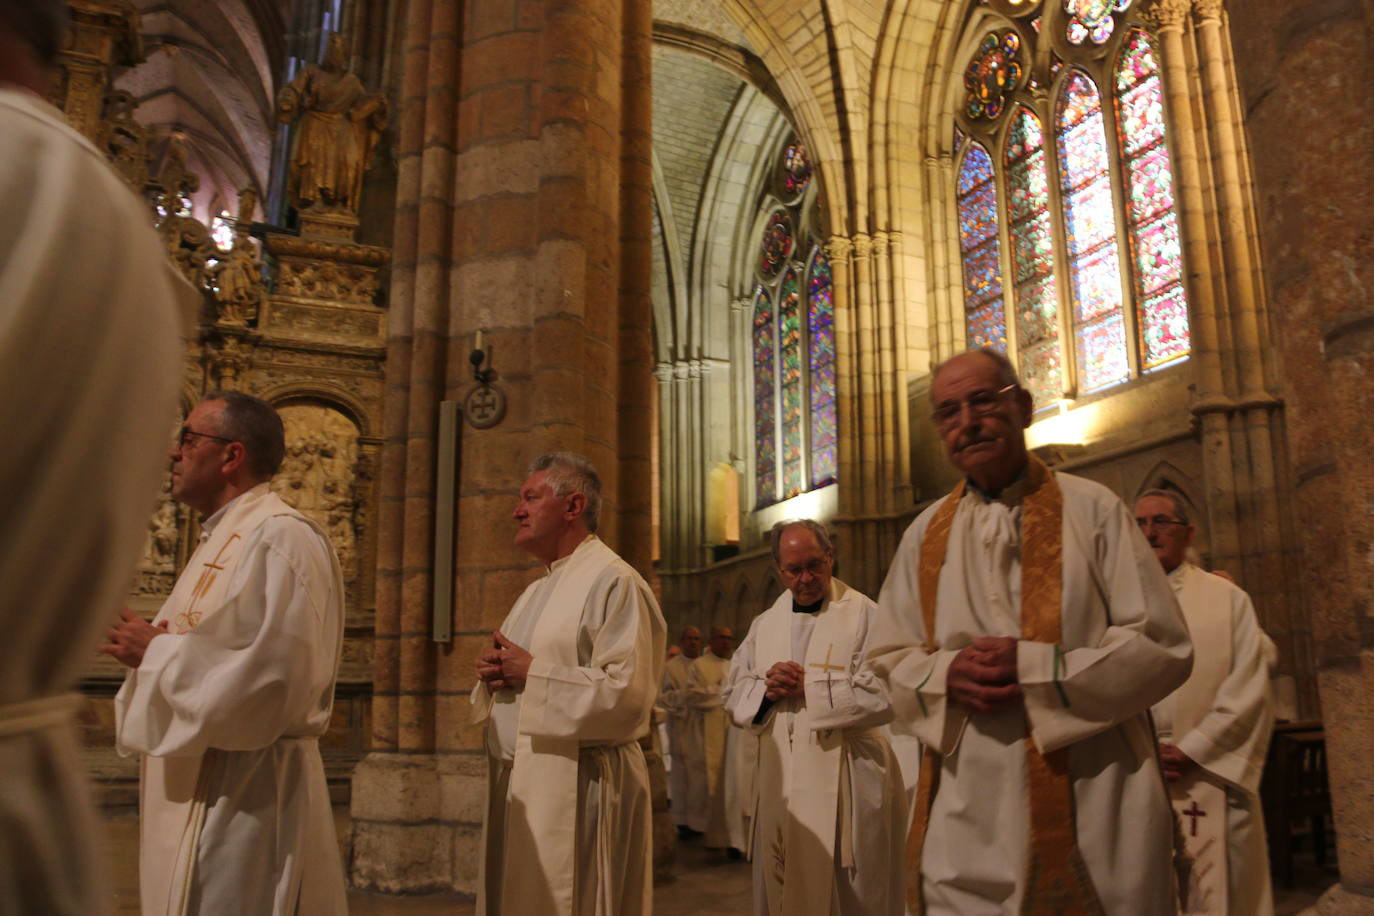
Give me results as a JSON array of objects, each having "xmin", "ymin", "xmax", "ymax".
[
  {"xmin": 915, "ymin": 668, "xmax": 933, "ymax": 717},
  {"xmin": 1052, "ymin": 644, "xmax": 1071, "ymax": 709}
]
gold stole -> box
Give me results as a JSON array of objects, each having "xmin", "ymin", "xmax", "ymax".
[{"xmin": 904, "ymin": 456, "xmax": 1104, "ymax": 916}]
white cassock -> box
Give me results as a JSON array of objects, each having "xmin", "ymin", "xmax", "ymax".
[
  {"xmin": 115, "ymin": 483, "xmax": 348, "ymax": 915},
  {"xmin": 687, "ymin": 649, "xmax": 736, "ymax": 847},
  {"xmin": 0, "ymin": 87, "xmax": 188, "ymax": 916},
  {"xmin": 1153, "ymin": 562, "xmax": 1277, "ymax": 916},
  {"xmin": 659, "ymin": 652, "xmax": 698, "ymax": 826},
  {"xmin": 726, "ymin": 579, "xmax": 907, "ymax": 916},
  {"xmin": 870, "ymin": 473, "xmax": 1193, "ymax": 916},
  {"xmin": 471, "ymin": 536, "xmax": 667, "ymax": 916}
]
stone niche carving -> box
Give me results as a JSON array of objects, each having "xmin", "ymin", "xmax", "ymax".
[
  {"xmin": 270, "ymin": 403, "xmax": 362, "ymax": 580},
  {"xmin": 132, "ymin": 478, "xmax": 182, "ymax": 597}
]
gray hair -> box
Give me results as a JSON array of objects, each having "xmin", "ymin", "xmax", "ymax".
[
  {"xmin": 929, "ymin": 346, "xmax": 1022, "ymax": 404},
  {"xmin": 528, "ymin": 451, "xmax": 603, "ymax": 532},
  {"xmin": 203, "ymin": 390, "xmax": 286, "ymax": 481},
  {"xmin": 1, "ymin": 0, "xmax": 66, "ymax": 65},
  {"xmin": 768, "ymin": 518, "xmax": 835, "ymax": 566},
  {"xmin": 1137, "ymin": 488, "xmax": 1191, "ymax": 525}
]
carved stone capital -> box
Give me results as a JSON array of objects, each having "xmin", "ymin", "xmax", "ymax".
[
  {"xmin": 1138, "ymin": 0, "xmax": 1192, "ymax": 31},
  {"xmin": 824, "ymin": 235, "xmax": 854, "ymax": 264},
  {"xmin": 1192, "ymin": 0, "xmax": 1224, "ymax": 24},
  {"xmin": 851, "ymin": 233, "xmax": 874, "ymax": 260}
]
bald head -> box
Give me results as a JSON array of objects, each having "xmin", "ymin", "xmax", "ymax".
[
  {"xmin": 708, "ymin": 626, "xmax": 734, "ymax": 660},
  {"xmin": 678, "ymin": 626, "xmax": 702, "ymax": 659}
]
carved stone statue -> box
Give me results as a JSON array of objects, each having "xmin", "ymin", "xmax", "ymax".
[
  {"xmin": 209, "ymin": 189, "xmax": 267, "ymax": 326},
  {"xmin": 96, "ymin": 89, "xmax": 150, "ymax": 191},
  {"xmin": 160, "ymin": 209, "xmax": 216, "ymax": 289},
  {"xmin": 275, "ymin": 33, "xmax": 388, "ymax": 214}
]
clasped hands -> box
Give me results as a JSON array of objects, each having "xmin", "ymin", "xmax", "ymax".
[
  {"xmin": 476, "ymin": 631, "xmax": 533, "ymax": 691},
  {"xmin": 764, "ymin": 661, "xmax": 806, "ymax": 702},
  {"xmin": 100, "ymin": 608, "xmax": 168, "ymax": 668},
  {"xmin": 1157, "ymin": 742, "xmax": 1197, "ymax": 782},
  {"xmin": 947, "ymin": 636, "xmax": 1021, "ymax": 713}
]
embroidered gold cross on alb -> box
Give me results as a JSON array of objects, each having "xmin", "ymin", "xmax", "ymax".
[
  {"xmin": 176, "ymin": 534, "xmax": 241, "ymax": 632},
  {"xmin": 808, "ymin": 643, "xmax": 845, "ymax": 707}
]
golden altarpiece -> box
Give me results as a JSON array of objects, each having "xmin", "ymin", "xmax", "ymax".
[{"xmin": 57, "ymin": 0, "xmax": 388, "ymax": 805}]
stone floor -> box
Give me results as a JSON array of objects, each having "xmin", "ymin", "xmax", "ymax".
[{"xmin": 100, "ymin": 807, "xmax": 1334, "ymax": 914}]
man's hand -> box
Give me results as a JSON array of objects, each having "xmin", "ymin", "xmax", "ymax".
[
  {"xmin": 1158, "ymin": 742, "xmax": 1196, "ymax": 782},
  {"xmin": 764, "ymin": 661, "xmax": 805, "ymax": 702},
  {"xmin": 100, "ymin": 608, "xmax": 169, "ymax": 668},
  {"xmin": 947, "ymin": 636, "xmax": 1021, "ymax": 713},
  {"xmin": 477, "ymin": 631, "xmax": 534, "ymax": 691}
]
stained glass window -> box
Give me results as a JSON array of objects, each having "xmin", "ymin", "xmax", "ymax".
[
  {"xmin": 211, "ymin": 211, "xmax": 235, "ymax": 251},
  {"xmin": 952, "ymin": 4, "xmax": 1190, "ymax": 410},
  {"xmin": 1115, "ymin": 28, "xmax": 1190, "ymax": 368},
  {"xmin": 752, "ymin": 139, "xmax": 836, "ymax": 506},
  {"xmin": 1057, "ymin": 70, "xmax": 1128, "ymax": 391},
  {"xmin": 753, "ymin": 289, "xmax": 777, "ymax": 505},
  {"xmin": 1064, "ymin": 0, "xmax": 1132, "ymax": 45},
  {"xmin": 1005, "ymin": 106, "xmax": 1062, "ymax": 406},
  {"xmin": 758, "ymin": 210, "xmax": 793, "ymax": 279},
  {"xmin": 964, "ymin": 31, "xmax": 1024, "ymax": 121},
  {"xmin": 957, "ymin": 143, "xmax": 1007, "ymax": 350},
  {"xmin": 779, "ymin": 269, "xmax": 804, "ymax": 498},
  {"xmin": 782, "ymin": 142, "xmax": 812, "ymax": 199},
  {"xmin": 807, "ymin": 249, "xmax": 837, "ymax": 488}
]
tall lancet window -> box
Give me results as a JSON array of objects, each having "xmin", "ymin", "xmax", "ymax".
[
  {"xmin": 751, "ymin": 138, "xmax": 836, "ymax": 507},
  {"xmin": 951, "ymin": 4, "xmax": 1190, "ymax": 403}
]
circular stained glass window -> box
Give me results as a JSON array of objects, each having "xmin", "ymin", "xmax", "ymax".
[
  {"xmin": 963, "ymin": 30, "xmax": 1024, "ymax": 121},
  {"xmin": 1064, "ymin": 0, "xmax": 1132, "ymax": 45}
]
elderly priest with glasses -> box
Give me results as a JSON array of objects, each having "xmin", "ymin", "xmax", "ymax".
[
  {"xmin": 869, "ymin": 348, "xmax": 1193, "ymax": 915},
  {"xmin": 103, "ymin": 392, "xmax": 348, "ymax": 915},
  {"xmin": 725, "ymin": 518, "xmax": 908, "ymax": 915}
]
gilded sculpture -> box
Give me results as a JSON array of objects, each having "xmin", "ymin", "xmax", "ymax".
[
  {"xmin": 209, "ymin": 189, "xmax": 268, "ymax": 326},
  {"xmin": 275, "ymin": 33, "xmax": 388, "ymax": 215}
]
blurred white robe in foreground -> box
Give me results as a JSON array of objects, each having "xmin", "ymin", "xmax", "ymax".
[{"xmin": 0, "ymin": 86, "xmax": 188, "ymax": 916}]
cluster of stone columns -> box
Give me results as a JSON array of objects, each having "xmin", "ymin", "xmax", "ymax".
[
  {"xmin": 349, "ymin": 0, "xmax": 655, "ymax": 893},
  {"xmin": 1227, "ymin": 0, "xmax": 1374, "ymax": 910}
]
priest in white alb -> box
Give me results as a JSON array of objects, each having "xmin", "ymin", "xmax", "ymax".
[
  {"xmin": 660, "ymin": 625, "xmax": 704, "ymax": 834},
  {"xmin": 104, "ymin": 392, "xmax": 348, "ymax": 915},
  {"xmin": 1, "ymin": 4, "xmax": 190, "ymax": 909},
  {"xmin": 472, "ymin": 452, "xmax": 667, "ymax": 916},
  {"xmin": 685, "ymin": 626, "xmax": 739, "ymax": 850},
  {"xmin": 869, "ymin": 349, "xmax": 1193, "ymax": 915},
  {"xmin": 1135, "ymin": 490, "xmax": 1277, "ymax": 916},
  {"xmin": 726, "ymin": 519, "xmax": 907, "ymax": 916}
]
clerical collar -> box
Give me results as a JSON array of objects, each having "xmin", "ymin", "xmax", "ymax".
[
  {"xmin": 967, "ymin": 466, "xmax": 1030, "ymax": 505},
  {"xmin": 199, "ymin": 482, "xmax": 269, "ymax": 539},
  {"xmin": 548, "ymin": 533, "xmax": 597, "ymax": 572},
  {"xmin": 792, "ymin": 597, "xmax": 824, "ymax": 614}
]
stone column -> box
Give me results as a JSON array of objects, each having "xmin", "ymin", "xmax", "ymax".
[
  {"xmin": 1227, "ymin": 0, "xmax": 1374, "ymax": 910},
  {"xmin": 350, "ymin": 0, "xmax": 657, "ymax": 895}
]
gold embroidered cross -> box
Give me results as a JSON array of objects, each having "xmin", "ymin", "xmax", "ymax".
[
  {"xmin": 808, "ymin": 644, "xmax": 845, "ymax": 707},
  {"xmin": 180, "ymin": 534, "xmax": 241, "ymax": 631}
]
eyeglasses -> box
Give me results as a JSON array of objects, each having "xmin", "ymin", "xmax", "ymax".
[
  {"xmin": 930, "ymin": 384, "xmax": 1018, "ymax": 431},
  {"xmin": 175, "ymin": 427, "xmax": 235, "ymax": 449},
  {"xmin": 1135, "ymin": 515, "xmax": 1187, "ymax": 531},
  {"xmin": 780, "ymin": 558, "xmax": 831, "ymax": 579}
]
